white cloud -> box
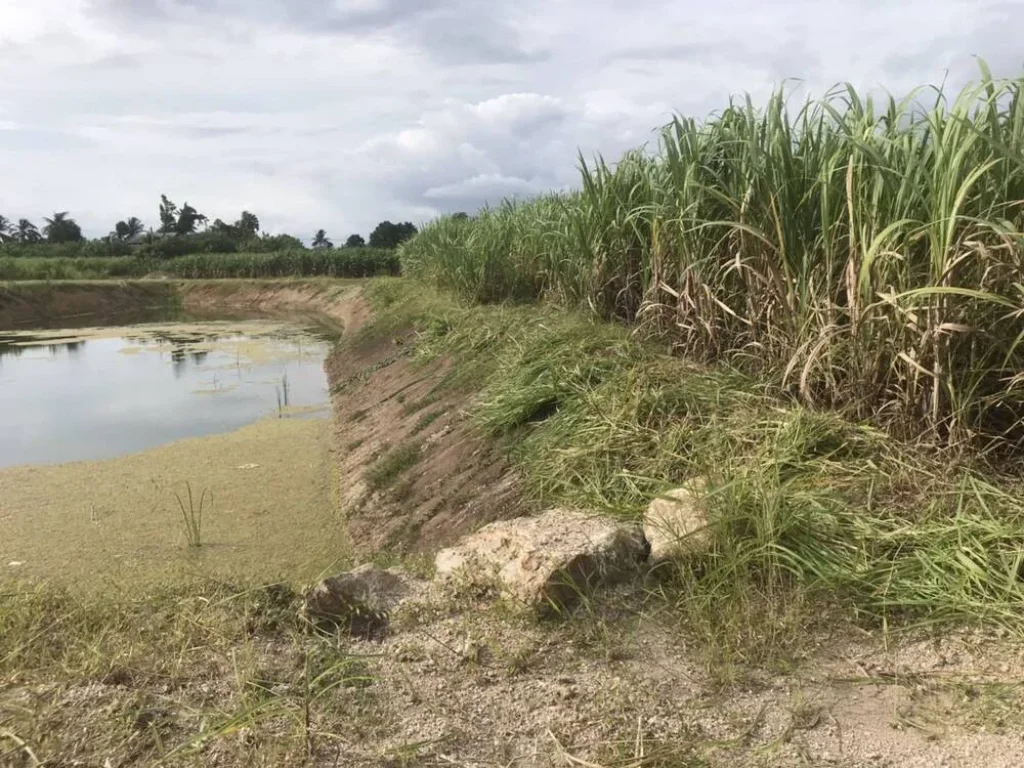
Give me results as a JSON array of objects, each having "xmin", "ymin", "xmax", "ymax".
[
  {"xmin": 0, "ymin": 0, "xmax": 1021, "ymax": 239},
  {"xmin": 423, "ymin": 174, "xmax": 552, "ymax": 202}
]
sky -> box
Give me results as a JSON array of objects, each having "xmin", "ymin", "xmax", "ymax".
[{"xmin": 1, "ymin": 0, "xmax": 1022, "ymax": 241}]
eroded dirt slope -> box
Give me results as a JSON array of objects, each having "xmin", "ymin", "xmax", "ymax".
[
  {"xmin": 326, "ymin": 331, "xmax": 521, "ymax": 554},
  {"xmin": 182, "ymin": 279, "xmax": 522, "ymax": 554}
]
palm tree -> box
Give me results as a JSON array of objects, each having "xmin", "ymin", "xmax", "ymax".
[
  {"xmin": 312, "ymin": 229, "xmax": 333, "ymax": 249},
  {"xmin": 173, "ymin": 203, "xmax": 205, "ymax": 235},
  {"xmin": 237, "ymin": 211, "xmax": 260, "ymax": 237},
  {"xmin": 16, "ymin": 219, "xmax": 41, "ymax": 244},
  {"xmin": 43, "ymin": 211, "xmax": 83, "ymax": 243},
  {"xmin": 125, "ymin": 216, "xmax": 144, "ymax": 239},
  {"xmin": 0, "ymin": 215, "xmax": 11, "ymax": 243},
  {"xmin": 114, "ymin": 216, "xmax": 146, "ymax": 241}
]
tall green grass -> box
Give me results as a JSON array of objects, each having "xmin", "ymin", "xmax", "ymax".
[
  {"xmin": 367, "ymin": 280, "xmax": 1024, "ymax": 642},
  {"xmin": 402, "ymin": 67, "xmax": 1024, "ymax": 451},
  {"xmin": 0, "ymin": 248, "xmax": 400, "ymax": 281}
]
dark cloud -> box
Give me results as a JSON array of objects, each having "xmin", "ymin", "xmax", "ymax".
[{"xmin": 90, "ymin": 0, "xmax": 548, "ymax": 65}]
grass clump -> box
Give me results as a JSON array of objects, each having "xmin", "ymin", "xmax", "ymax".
[
  {"xmin": 0, "ymin": 579, "xmax": 386, "ymax": 766},
  {"xmin": 411, "ymin": 409, "xmax": 446, "ymax": 434},
  {"xmin": 402, "ymin": 65, "xmax": 1024, "ymax": 453},
  {"xmin": 174, "ymin": 482, "xmax": 210, "ymax": 548},
  {"xmin": 369, "ymin": 280, "xmax": 1024, "ymax": 653},
  {"xmin": 364, "ymin": 440, "xmax": 424, "ymax": 491}
]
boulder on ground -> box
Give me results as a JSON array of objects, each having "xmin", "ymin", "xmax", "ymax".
[
  {"xmin": 643, "ymin": 482, "xmax": 711, "ymax": 563},
  {"xmin": 303, "ymin": 563, "xmax": 425, "ymax": 637},
  {"xmin": 434, "ymin": 508, "xmax": 649, "ymax": 613}
]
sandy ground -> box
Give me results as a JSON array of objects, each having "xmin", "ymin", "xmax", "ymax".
[{"xmin": 318, "ymin": 586, "xmax": 1024, "ymax": 768}]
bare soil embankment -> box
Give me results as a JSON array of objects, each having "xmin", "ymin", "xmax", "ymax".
[
  {"xmin": 180, "ymin": 278, "xmax": 522, "ymax": 554},
  {"xmin": 0, "ymin": 281, "xmax": 178, "ymax": 329}
]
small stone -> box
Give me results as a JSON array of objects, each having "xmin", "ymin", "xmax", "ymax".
[
  {"xmin": 303, "ymin": 563, "xmax": 426, "ymax": 638},
  {"xmin": 643, "ymin": 481, "xmax": 711, "ymax": 563},
  {"xmin": 555, "ymin": 684, "xmax": 577, "ymax": 700}
]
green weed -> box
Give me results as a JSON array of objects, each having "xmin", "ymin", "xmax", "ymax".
[
  {"xmin": 174, "ymin": 482, "xmax": 210, "ymax": 548},
  {"xmin": 364, "ymin": 441, "xmax": 424, "ymax": 490},
  {"xmin": 411, "ymin": 409, "xmax": 445, "ymax": 434},
  {"xmin": 373, "ymin": 279, "xmax": 1024, "ymax": 650}
]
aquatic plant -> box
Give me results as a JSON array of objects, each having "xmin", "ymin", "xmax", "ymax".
[{"xmin": 174, "ymin": 482, "xmax": 210, "ymax": 548}]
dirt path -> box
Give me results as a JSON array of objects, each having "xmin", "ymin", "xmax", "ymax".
[{"xmin": 328, "ymin": 586, "xmax": 1024, "ymax": 767}]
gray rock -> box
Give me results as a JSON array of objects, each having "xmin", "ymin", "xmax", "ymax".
[
  {"xmin": 303, "ymin": 563, "xmax": 425, "ymax": 637},
  {"xmin": 643, "ymin": 482, "xmax": 711, "ymax": 563},
  {"xmin": 434, "ymin": 508, "xmax": 649, "ymax": 613}
]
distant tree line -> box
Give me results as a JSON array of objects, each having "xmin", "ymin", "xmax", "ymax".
[{"xmin": 0, "ymin": 195, "xmax": 420, "ymax": 258}]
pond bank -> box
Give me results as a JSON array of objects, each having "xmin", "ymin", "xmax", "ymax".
[{"xmin": 0, "ymin": 278, "xmax": 369, "ymax": 332}]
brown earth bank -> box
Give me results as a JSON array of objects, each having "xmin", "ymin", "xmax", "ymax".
[
  {"xmin": 0, "ymin": 280, "xmax": 178, "ymax": 329},
  {"xmin": 178, "ymin": 278, "xmax": 523, "ymax": 553},
  {"xmin": 3, "ymin": 279, "xmax": 1024, "ymax": 767}
]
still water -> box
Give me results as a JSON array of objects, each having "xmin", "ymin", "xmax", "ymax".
[{"xmin": 0, "ymin": 321, "xmax": 333, "ymax": 468}]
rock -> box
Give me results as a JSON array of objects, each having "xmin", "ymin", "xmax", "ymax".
[
  {"xmin": 643, "ymin": 482, "xmax": 711, "ymax": 562},
  {"xmin": 303, "ymin": 563, "xmax": 424, "ymax": 637},
  {"xmin": 434, "ymin": 508, "xmax": 649, "ymax": 613}
]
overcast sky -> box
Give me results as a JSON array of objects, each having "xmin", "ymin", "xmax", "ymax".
[{"xmin": 1, "ymin": 0, "xmax": 1022, "ymax": 240}]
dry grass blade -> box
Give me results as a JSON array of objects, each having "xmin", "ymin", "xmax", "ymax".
[{"xmin": 0, "ymin": 729, "xmax": 41, "ymax": 767}]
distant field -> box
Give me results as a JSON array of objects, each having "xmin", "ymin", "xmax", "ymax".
[{"xmin": 0, "ymin": 247, "xmax": 400, "ymax": 280}]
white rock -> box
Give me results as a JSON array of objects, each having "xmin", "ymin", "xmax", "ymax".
[
  {"xmin": 643, "ymin": 482, "xmax": 711, "ymax": 562},
  {"xmin": 434, "ymin": 508, "xmax": 648, "ymax": 612}
]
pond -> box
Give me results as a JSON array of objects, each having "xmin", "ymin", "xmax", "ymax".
[
  {"xmin": 0, "ymin": 320, "xmax": 334, "ymax": 468},
  {"xmin": 0, "ymin": 313, "xmax": 349, "ymax": 586}
]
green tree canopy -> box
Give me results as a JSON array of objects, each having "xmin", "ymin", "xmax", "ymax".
[
  {"xmin": 159, "ymin": 195, "xmax": 178, "ymax": 233},
  {"xmin": 16, "ymin": 219, "xmax": 41, "ymax": 244},
  {"xmin": 368, "ymin": 220, "xmax": 417, "ymax": 249},
  {"xmin": 261, "ymin": 233, "xmax": 305, "ymax": 251},
  {"xmin": 0, "ymin": 215, "xmax": 11, "ymax": 243},
  {"xmin": 237, "ymin": 211, "xmax": 260, "ymax": 237},
  {"xmin": 43, "ymin": 212, "xmax": 83, "ymax": 243},
  {"xmin": 345, "ymin": 233, "xmax": 365, "ymax": 247}
]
